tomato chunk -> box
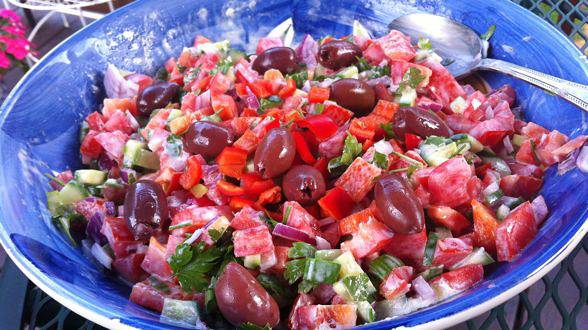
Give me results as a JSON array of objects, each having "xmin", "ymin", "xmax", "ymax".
[
  {"xmin": 495, "ymin": 202, "xmax": 538, "ymax": 262},
  {"xmin": 297, "ymin": 304, "xmax": 357, "ymax": 330},
  {"xmin": 380, "ymin": 266, "xmax": 414, "ymax": 300}
]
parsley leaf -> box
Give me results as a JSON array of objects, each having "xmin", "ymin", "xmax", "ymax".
[
  {"xmin": 258, "ymin": 96, "xmax": 282, "ymax": 114},
  {"xmin": 286, "ymin": 70, "xmax": 308, "ymax": 89},
  {"xmin": 480, "ymin": 24, "xmax": 496, "ymax": 41},
  {"xmin": 356, "ymin": 56, "xmax": 390, "ymax": 79},
  {"xmin": 418, "ymin": 37, "xmax": 432, "ymax": 50},
  {"xmin": 168, "ymin": 243, "xmax": 193, "ymax": 272},
  {"xmin": 381, "ymin": 123, "xmax": 396, "ymax": 138},
  {"xmin": 284, "ymin": 258, "xmax": 306, "ymax": 284},
  {"xmin": 288, "ymin": 242, "xmax": 316, "ymax": 259},
  {"xmin": 372, "ymin": 151, "xmax": 389, "ymax": 169},
  {"xmin": 168, "ymin": 241, "xmax": 227, "ymax": 293},
  {"xmin": 328, "ymin": 132, "xmax": 363, "ymax": 173},
  {"xmin": 257, "ymin": 274, "xmax": 295, "ymax": 308},
  {"xmin": 207, "ymin": 229, "xmax": 223, "ymax": 242},
  {"xmin": 398, "ymin": 67, "xmax": 426, "ymax": 93}
]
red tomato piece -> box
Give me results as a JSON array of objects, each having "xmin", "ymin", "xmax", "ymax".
[
  {"xmin": 520, "ymin": 122, "xmax": 549, "ymax": 144},
  {"xmin": 285, "ymin": 201, "xmax": 320, "ymax": 238},
  {"xmin": 495, "ymin": 202, "xmax": 538, "ymax": 262},
  {"xmin": 499, "ymin": 175, "xmax": 542, "ymax": 200},
  {"xmin": 428, "ymin": 157, "xmax": 474, "ymax": 207},
  {"xmin": 80, "ymin": 130, "xmax": 104, "ymax": 159},
  {"xmin": 288, "ymin": 294, "xmax": 316, "ymax": 330},
  {"xmin": 278, "ymin": 78, "xmax": 297, "ymax": 99},
  {"xmin": 113, "ymin": 253, "xmax": 147, "ymax": 283},
  {"xmin": 377, "ymin": 30, "xmax": 416, "ymax": 61},
  {"xmin": 130, "ymin": 280, "xmax": 201, "ymax": 313},
  {"xmin": 432, "ymin": 264, "xmax": 484, "ymax": 291},
  {"xmin": 86, "ymin": 111, "xmax": 105, "ymax": 131},
  {"xmin": 94, "ymin": 131, "xmax": 129, "ymax": 160},
  {"xmin": 103, "ymin": 98, "xmax": 137, "ymax": 118},
  {"xmin": 404, "ymin": 133, "xmax": 423, "ymax": 150},
  {"xmin": 335, "ymin": 157, "xmax": 382, "ymax": 202},
  {"xmin": 233, "ymin": 225, "xmax": 274, "ymax": 257},
  {"xmin": 379, "ymin": 266, "xmax": 414, "ymax": 300},
  {"xmin": 515, "ymin": 139, "xmax": 539, "ymax": 165},
  {"xmin": 141, "ymin": 237, "xmax": 173, "ymax": 280},
  {"xmin": 471, "ymin": 200, "xmax": 499, "ymax": 254},
  {"xmin": 341, "ymin": 218, "xmax": 394, "ymax": 259},
  {"xmin": 211, "ymin": 94, "xmax": 238, "ymax": 120},
  {"xmin": 421, "ymin": 59, "xmax": 465, "ymax": 106},
  {"xmin": 230, "ymin": 205, "xmax": 265, "ymax": 230},
  {"xmin": 100, "ymin": 217, "xmax": 142, "ymax": 258},
  {"xmin": 170, "ymin": 205, "xmax": 233, "ymax": 236},
  {"xmin": 318, "ymin": 187, "xmax": 356, "ymax": 220},
  {"xmin": 535, "ymin": 130, "xmax": 568, "ymax": 166},
  {"xmin": 383, "ymin": 228, "xmax": 427, "ymax": 266},
  {"xmin": 432, "ymin": 237, "xmax": 473, "ymax": 269},
  {"xmin": 427, "ymin": 206, "xmax": 471, "ymax": 236},
  {"xmin": 297, "ymin": 304, "xmax": 358, "ymax": 330}
]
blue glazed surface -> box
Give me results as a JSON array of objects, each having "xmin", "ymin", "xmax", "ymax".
[{"xmin": 0, "ymin": 0, "xmax": 587, "ymax": 328}]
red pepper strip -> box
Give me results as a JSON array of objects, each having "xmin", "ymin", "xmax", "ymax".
[
  {"xmin": 318, "ymin": 187, "xmax": 355, "ymax": 220},
  {"xmin": 241, "ymin": 107, "xmax": 258, "ymax": 117},
  {"xmin": 322, "ymin": 103, "xmax": 354, "ymax": 126},
  {"xmin": 313, "ymin": 157, "xmax": 329, "ymax": 180},
  {"xmin": 257, "ymin": 186, "xmax": 282, "ymax": 206},
  {"xmin": 240, "ymin": 173, "xmax": 276, "ymax": 197},
  {"xmin": 349, "ymin": 118, "xmax": 375, "ymax": 141},
  {"xmin": 216, "ymin": 147, "xmax": 248, "ymax": 179},
  {"xmin": 234, "ymin": 82, "xmax": 248, "ymax": 96},
  {"xmin": 229, "ymin": 197, "xmax": 256, "ymax": 211},
  {"xmin": 404, "ymin": 133, "xmax": 423, "ymax": 150},
  {"xmin": 308, "ymin": 86, "xmax": 330, "ymax": 103},
  {"xmin": 292, "ymin": 130, "xmax": 317, "ymax": 164},
  {"xmin": 297, "ymin": 114, "xmax": 338, "ymax": 141},
  {"xmin": 248, "ymin": 80, "xmax": 271, "ymax": 99},
  {"xmin": 179, "ymin": 155, "xmax": 203, "ymax": 190},
  {"xmin": 217, "ymin": 180, "xmax": 246, "ymax": 197},
  {"xmin": 278, "ymin": 78, "xmax": 297, "ymax": 99}
]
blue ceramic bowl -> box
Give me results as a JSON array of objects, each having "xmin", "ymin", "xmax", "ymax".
[{"xmin": 1, "ymin": 0, "xmax": 587, "ymax": 329}]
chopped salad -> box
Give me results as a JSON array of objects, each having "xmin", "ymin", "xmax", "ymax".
[{"xmin": 45, "ymin": 25, "xmax": 588, "ymax": 329}]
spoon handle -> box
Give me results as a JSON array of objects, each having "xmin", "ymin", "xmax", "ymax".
[{"xmin": 476, "ymin": 58, "xmax": 588, "ymax": 111}]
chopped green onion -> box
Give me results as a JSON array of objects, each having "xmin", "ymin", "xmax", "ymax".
[
  {"xmin": 283, "ymin": 205, "xmax": 292, "ymax": 223},
  {"xmin": 485, "ymin": 189, "xmax": 504, "ymax": 206},
  {"xmin": 368, "ymin": 254, "xmax": 404, "ymax": 280},
  {"xmin": 284, "ymin": 258, "xmax": 306, "ymax": 284},
  {"xmin": 423, "ymin": 232, "xmax": 440, "ymax": 267},
  {"xmin": 169, "ymin": 221, "xmax": 192, "ymax": 231},
  {"xmin": 418, "ymin": 265, "xmax": 444, "ymax": 281},
  {"xmin": 315, "ymin": 249, "xmax": 343, "ymax": 260},
  {"xmin": 480, "ymin": 24, "xmax": 496, "ymax": 41}
]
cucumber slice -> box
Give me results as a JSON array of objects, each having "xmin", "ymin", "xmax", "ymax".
[
  {"xmin": 396, "ymin": 88, "xmax": 417, "ymax": 107},
  {"xmin": 337, "ymin": 66, "xmax": 359, "ymax": 79},
  {"xmin": 74, "ymin": 169, "xmax": 107, "ymax": 185},
  {"xmin": 160, "ymin": 298, "xmax": 203, "ymax": 327},
  {"xmin": 135, "ymin": 149, "xmax": 160, "ymax": 170},
  {"xmin": 420, "ymin": 141, "xmax": 458, "ymax": 166},
  {"xmin": 512, "ymin": 134, "xmax": 528, "ymax": 147},
  {"xmin": 315, "ymin": 249, "xmax": 343, "ymax": 260},
  {"xmin": 481, "ymin": 156, "xmax": 512, "ymax": 176},
  {"xmin": 123, "ymin": 140, "xmax": 146, "ymax": 168},
  {"xmin": 449, "ymin": 96, "xmax": 467, "ymax": 114},
  {"xmin": 46, "ymin": 190, "xmax": 64, "ymax": 217},
  {"xmin": 496, "ymin": 204, "xmax": 510, "ymax": 220},
  {"xmin": 59, "ymin": 182, "xmax": 88, "ymax": 205},
  {"xmin": 333, "ymin": 251, "xmax": 365, "ymax": 279},
  {"xmin": 333, "ymin": 273, "xmax": 376, "ymax": 303},
  {"xmin": 190, "ymin": 184, "xmax": 208, "ymax": 198},
  {"xmin": 356, "ymin": 301, "xmax": 376, "ymax": 323},
  {"xmin": 450, "ymin": 247, "xmax": 495, "ymax": 270},
  {"xmin": 244, "ymin": 254, "xmax": 261, "ymax": 269},
  {"xmin": 450, "ymin": 134, "xmax": 483, "ymax": 153}
]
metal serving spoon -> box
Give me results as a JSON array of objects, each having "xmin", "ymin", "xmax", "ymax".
[{"xmin": 389, "ymin": 13, "xmax": 588, "ymax": 111}]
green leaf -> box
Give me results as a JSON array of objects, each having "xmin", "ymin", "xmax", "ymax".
[
  {"xmin": 257, "ymin": 274, "xmax": 295, "ymax": 308},
  {"xmin": 418, "ymin": 37, "xmax": 432, "ymax": 50},
  {"xmin": 168, "ymin": 243, "xmax": 193, "ymax": 273},
  {"xmin": 298, "ymin": 280, "xmax": 316, "ymax": 294},
  {"xmin": 380, "ymin": 123, "xmax": 396, "ymax": 139},
  {"xmin": 286, "ymin": 70, "xmax": 308, "ymax": 89},
  {"xmin": 207, "ymin": 228, "xmax": 223, "ymax": 242},
  {"xmin": 356, "ymin": 56, "xmax": 389, "ymax": 78},
  {"xmin": 284, "ymin": 259, "xmax": 306, "ymax": 284},
  {"xmin": 155, "ymin": 66, "xmax": 169, "ymax": 81},
  {"xmin": 328, "ymin": 132, "xmax": 363, "ymax": 173},
  {"xmin": 423, "ymin": 232, "xmax": 440, "ymax": 267},
  {"xmin": 183, "ymin": 67, "xmax": 201, "ymax": 86},
  {"xmin": 480, "ymin": 24, "xmax": 496, "ymax": 41},
  {"xmin": 258, "ymin": 96, "xmax": 282, "ymax": 114},
  {"xmin": 399, "ymin": 67, "xmax": 426, "ymax": 92},
  {"xmin": 241, "ymin": 322, "xmax": 272, "ymax": 330},
  {"xmin": 372, "ymin": 151, "xmax": 389, "ymax": 169},
  {"xmin": 288, "ymin": 242, "xmax": 317, "ymax": 259}
]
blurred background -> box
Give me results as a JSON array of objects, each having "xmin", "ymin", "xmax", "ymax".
[{"xmin": 0, "ymin": 0, "xmax": 586, "ymax": 329}]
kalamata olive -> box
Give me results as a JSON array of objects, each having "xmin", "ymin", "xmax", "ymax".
[
  {"xmin": 252, "ymin": 47, "xmax": 298, "ymax": 75},
  {"xmin": 124, "ymin": 180, "xmax": 168, "ymax": 240},
  {"xmin": 136, "ymin": 81, "xmax": 180, "ymax": 116},
  {"xmin": 254, "ymin": 127, "xmax": 296, "ymax": 179},
  {"xmin": 183, "ymin": 121, "xmax": 233, "ymax": 159},
  {"xmin": 317, "ymin": 40, "xmax": 362, "ymax": 71},
  {"xmin": 283, "ymin": 165, "xmax": 326, "ymax": 205},
  {"xmin": 103, "ymin": 185, "xmax": 127, "ymax": 204},
  {"xmin": 215, "ymin": 262, "xmax": 280, "ymax": 327},
  {"xmin": 374, "ymin": 174, "xmax": 424, "ymax": 234},
  {"xmin": 330, "ymin": 78, "xmax": 376, "ymax": 116},
  {"xmin": 392, "ymin": 107, "xmax": 453, "ymax": 138}
]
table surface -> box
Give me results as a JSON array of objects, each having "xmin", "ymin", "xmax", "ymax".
[{"xmin": 0, "ymin": 1, "xmax": 586, "ymax": 329}]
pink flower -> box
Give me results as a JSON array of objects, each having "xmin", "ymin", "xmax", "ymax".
[
  {"xmin": 2, "ymin": 25, "xmax": 26, "ymax": 38},
  {"xmin": 0, "ymin": 51, "xmax": 11, "ymax": 69},
  {"xmin": 0, "ymin": 9, "xmax": 20, "ymax": 22},
  {"xmin": 0, "ymin": 36, "xmax": 30, "ymax": 60}
]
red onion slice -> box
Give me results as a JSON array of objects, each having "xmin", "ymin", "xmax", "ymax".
[
  {"xmin": 273, "ymin": 223, "xmax": 316, "ymax": 245},
  {"xmin": 318, "ymin": 217, "xmax": 336, "ymax": 228},
  {"xmin": 315, "ymin": 236, "xmax": 331, "ymax": 250},
  {"xmin": 412, "ymin": 275, "xmax": 436, "ymax": 300},
  {"xmin": 531, "ymin": 195, "xmax": 548, "ymax": 225},
  {"xmin": 576, "ymin": 145, "xmax": 588, "ymax": 173}
]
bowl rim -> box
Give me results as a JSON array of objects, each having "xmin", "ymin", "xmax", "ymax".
[{"xmin": 0, "ymin": 0, "xmax": 587, "ymax": 329}]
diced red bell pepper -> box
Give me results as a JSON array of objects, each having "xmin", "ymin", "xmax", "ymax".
[
  {"xmin": 404, "ymin": 133, "xmax": 423, "ymax": 150},
  {"xmin": 432, "ymin": 264, "xmax": 484, "ymax": 291},
  {"xmin": 284, "ymin": 109, "xmax": 305, "ymax": 123},
  {"xmin": 349, "ymin": 118, "xmax": 375, "ymax": 141},
  {"xmin": 297, "ymin": 304, "xmax": 357, "ymax": 330},
  {"xmin": 499, "ymin": 175, "xmax": 542, "ymax": 200},
  {"xmin": 427, "ymin": 206, "xmax": 471, "ymax": 236},
  {"xmin": 371, "ymin": 99, "xmax": 398, "ymax": 121},
  {"xmin": 233, "ymin": 129, "xmax": 259, "ymax": 154},
  {"xmin": 320, "ymin": 222, "xmax": 341, "ymax": 248},
  {"xmin": 495, "ymin": 202, "xmax": 538, "ymax": 261},
  {"xmin": 471, "ymin": 200, "xmax": 499, "ymax": 255},
  {"xmin": 141, "ymin": 237, "xmax": 173, "ymax": 280},
  {"xmin": 257, "ymin": 186, "xmax": 282, "ymax": 205},
  {"xmin": 322, "ymin": 103, "xmax": 354, "ymax": 126},
  {"xmin": 335, "ymin": 157, "xmax": 382, "ymax": 202},
  {"xmin": 86, "ymin": 112, "xmax": 105, "ymax": 131},
  {"xmin": 229, "ymin": 196, "xmax": 256, "ymax": 211},
  {"xmin": 292, "ymin": 130, "xmax": 317, "ymax": 164},
  {"xmin": 297, "ymin": 114, "xmax": 338, "ymax": 141},
  {"xmin": 278, "ymin": 78, "xmax": 297, "ymax": 99},
  {"xmin": 269, "ymin": 246, "xmax": 290, "ymax": 275},
  {"xmin": 248, "ymin": 80, "xmax": 272, "ymax": 99},
  {"xmin": 341, "ymin": 218, "xmax": 394, "ymax": 259},
  {"xmin": 240, "ymin": 173, "xmax": 276, "ymax": 198},
  {"xmin": 380, "ymin": 266, "xmax": 414, "ymax": 300},
  {"xmin": 216, "ymin": 147, "xmax": 248, "ymax": 179},
  {"xmin": 318, "ymin": 187, "xmax": 355, "ymax": 220},
  {"xmin": 428, "ymin": 157, "xmax": 475, "ymax": 208},
  {"xmin": 233, "ymin": 225, "xmax": 274, "ymax": 257},
  {"xmin": 80, "ymin": 130, "xmax": 104, "ymax": 159},
  {"xmin": 339, "ymin": 204, "xmax": 377, "ymax": 236},
  {"xmin": 217, "ymin": 180, "xmax": 246, "ymax": 197},
  {"xmin": 179, "ymin": 156, "xmax": 202, "ymax": 190},
  {"xmin": 313, "ymin": 157, "xmax": 329, "ymax": 180},
  {"xmin": 155, "ymin": 167, "xmax": 183, "ymax": 195},
  {"xmin": 308, "ymin": 86, "xmax": 330, "ymax": 104}
]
